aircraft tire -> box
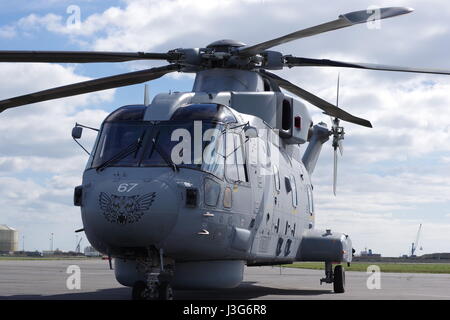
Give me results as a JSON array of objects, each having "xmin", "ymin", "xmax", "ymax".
[
  {"xmin": 158, "ymin": 281, "xmax": 174, "ymax": 300},
  {"xmin": 333, "ymin": 265, "xmax": 345, "ymax": 293},
  {"xmin": 132, "ymin": 281, "xmax": 148, "ymax": 300}
]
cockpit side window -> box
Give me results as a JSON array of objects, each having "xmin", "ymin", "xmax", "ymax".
[{"xmin": 225, "ymin": 132, "xmax": 248, "ymax": 183}]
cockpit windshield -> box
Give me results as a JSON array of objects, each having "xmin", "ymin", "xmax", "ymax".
[
  {"xmin": 92, "ymin": 122, "xmax": 146, "ymax": 168},
  {"xmin": 90, "ymin": 104, "xmax": 238, "ymax": 178}
]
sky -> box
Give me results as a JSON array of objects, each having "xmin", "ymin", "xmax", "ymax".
[{"xmin": 0, "ymin": 0, "xmax": 449, "ymax": 257}]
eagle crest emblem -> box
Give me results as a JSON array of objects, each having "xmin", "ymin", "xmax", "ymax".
[{"xmin": 99, "ymin": 192, "xmax": 156, "ymax": 225}]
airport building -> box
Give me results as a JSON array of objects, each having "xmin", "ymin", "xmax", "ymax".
[
  {"xmin": 359, "ymin": 249, "xmax": 382, "ymax": 258},
  {"xmin": 84, "ymin": 246, "xmax": 101, "ymax": 257},
  {"xmin": 0, "ymin": 225, "xmax": 19, "ymax": 253}
]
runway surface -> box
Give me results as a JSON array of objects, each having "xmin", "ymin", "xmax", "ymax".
[{"xmin": 1, "ymin": 259, "xmax": 449, "ymax": 300}]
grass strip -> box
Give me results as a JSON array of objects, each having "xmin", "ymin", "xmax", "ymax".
[{"xmin": 283, "ymin": 262, "xmax": 450, "ymax": 274}]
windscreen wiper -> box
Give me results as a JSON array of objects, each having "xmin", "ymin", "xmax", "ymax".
[
  {"xmin": 96, "ymin": 131, "xmax": 146, "ymax": 172},
  {"xmin": 148, "ymin": 131, "xmax": 179, "ymax": 172}
]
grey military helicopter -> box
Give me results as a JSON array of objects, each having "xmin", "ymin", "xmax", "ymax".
[{"xmin": 1, "ymin": 7, "xmax": 449, "ymax": 300}]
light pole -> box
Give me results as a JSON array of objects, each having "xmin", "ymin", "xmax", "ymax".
[{"xmin": 50, "ymin": 233, "xmax": 54, "ymax": 252}]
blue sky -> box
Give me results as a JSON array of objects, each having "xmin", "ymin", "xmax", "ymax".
[{"xmin": 0, "ymin": 0, "xmax": 449, "ymax": 256}]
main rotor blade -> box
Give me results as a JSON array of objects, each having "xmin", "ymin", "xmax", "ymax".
[
  {"xmin": 238, "ymin": 7, "xmax": 413, "ymax": 57},
  {"xmin": 0, "ymin": 51, "xmax": 179, "ymax": 63},
  {"xmin": 0, "ymin": 64, "xmax": 180, "ymax": 112},
  {"xmin": 285, "ymin": 57, "xmax": 450, "ymax": 75},
  {"xmin": 260, "ymin": 70, "xmax": 372, "ymax": 128}
]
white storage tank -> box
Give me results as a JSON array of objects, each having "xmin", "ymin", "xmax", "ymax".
[{"xmin": 0, "ymin": 225, "xmax": 19, "ymax": 253}]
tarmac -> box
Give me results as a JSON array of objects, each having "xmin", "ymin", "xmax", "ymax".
[{"xmin": 1, "ymin": 259, "xmax": 449, "ymax": 300}]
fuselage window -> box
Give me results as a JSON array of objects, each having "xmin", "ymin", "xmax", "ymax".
[
  {"xmin": 307, "ymin": 185, "xmax": 314, "ymax": 214},
  {"xmin": 263, "ymin": 79, "xmax": 271, "ymax": 92},
  {"xmin": 223, "ymin": 186, "xmax": 232, "ymax": 208},
  {"xmin": 273, "ymin": 165, "xmax": 280, "ymax": 191},
  {"xmin": 290, "ymin": 175, "xmax": 298, "ymax": 207},
  {"xmin": 204, "ymin": 178, "xmax": 221, "ymax": 207},
  {"xmin": 282, "ymin": 99, "xmax": 292, "ymax": 131},
  {"xmin": 234, "ymin": 134, "xmax": 248, "ymax": 181}
]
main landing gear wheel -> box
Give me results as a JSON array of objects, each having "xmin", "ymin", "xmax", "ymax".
[
  {"xmin": 132, "ymin": 281, "xmax": 149, "ymax": 300},
  {"xmin": 333, "ymin": 265, "xmax": 345, "ymax": 293},
  {"xmin": 158, "ymin": 281, "xmax": 174, "ymax": 300}
]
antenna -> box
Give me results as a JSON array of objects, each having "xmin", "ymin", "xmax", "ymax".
[
  {"xmin": 336, "ymin": 73, "xmax": 340, "ymax": 107},
  {"xmin": 144, "ymin": 84, "xmax": 150, "ymax": 106}
]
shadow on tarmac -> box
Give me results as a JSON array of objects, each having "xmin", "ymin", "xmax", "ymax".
[{"xmin": 1, "ymin": 281, "xmax": 332, "ymax": 300}]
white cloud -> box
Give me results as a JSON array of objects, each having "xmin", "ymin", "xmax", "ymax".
[
  {"xmin": 0, "ymin": 25, "xmax": 16, "ymax": 38},
  {"xmin": 0, "ymin": 63, "xmax": 111, "ymax": 158},
  {"xmin": 0, "ymin": 155, "xmax": 89, "ymax": 175},
  {"xmin": 0, "ymin": 175, "xmax": 82, "ymax": 251},
  {"xmin": 0, "ymin": 62, "xmax": 111, "ymax": 251},
  {"xmin": 17, "ymin": 13, "xmax": 63, "ymax": 32}
]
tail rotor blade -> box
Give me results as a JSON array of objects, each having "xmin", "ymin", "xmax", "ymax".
[
  {"xmin": 333, "ymin": 148, "xmax": 338, "ymax": 196},
  {"xmin": 338, "ymin": 139, "xmax": 344, "ymax": 156}
]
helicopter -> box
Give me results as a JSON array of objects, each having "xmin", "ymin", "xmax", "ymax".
[{"xmin": 1, "ymin": 6, "xmax": 450, "ymax": 300}]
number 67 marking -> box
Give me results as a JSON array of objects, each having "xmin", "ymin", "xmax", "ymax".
[{"xmin": 117, "ymin": 183, "xmax": 139, "ymax": 192}]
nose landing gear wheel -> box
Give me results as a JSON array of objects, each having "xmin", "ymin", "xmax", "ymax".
[
  {"xmin": 132, "ymin": 247, "xmax": 175, "ymax": 300},
  {"xmin": 333, "ymin": 265, "xmax": 345, "ymax": 293},
  {"xmin": 132, "ymin": 280, "xmax": 174, "ymax": 300}
]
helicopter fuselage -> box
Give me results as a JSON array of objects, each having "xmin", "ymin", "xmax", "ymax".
[{"xmin": 77, "ymin": 69, "xmax": 352, "ymax": 289}]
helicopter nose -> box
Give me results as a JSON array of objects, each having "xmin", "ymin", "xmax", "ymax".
[{"xmin": 82, "ymin": 178, "xmax": 180, "ymax": 248}]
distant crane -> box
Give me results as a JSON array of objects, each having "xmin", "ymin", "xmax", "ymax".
[
  {"xmin": 75, "ymin": 236, "xmax": 83, "ymax": 254},
  {"xmin": 410, "ymin": 224, "xmax": 422, "ymax": 257}
]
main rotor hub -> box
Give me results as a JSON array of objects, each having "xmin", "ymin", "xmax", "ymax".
[{"xmin": 206, "ymin": 39, "xmax": 246, "ymax": 52}]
